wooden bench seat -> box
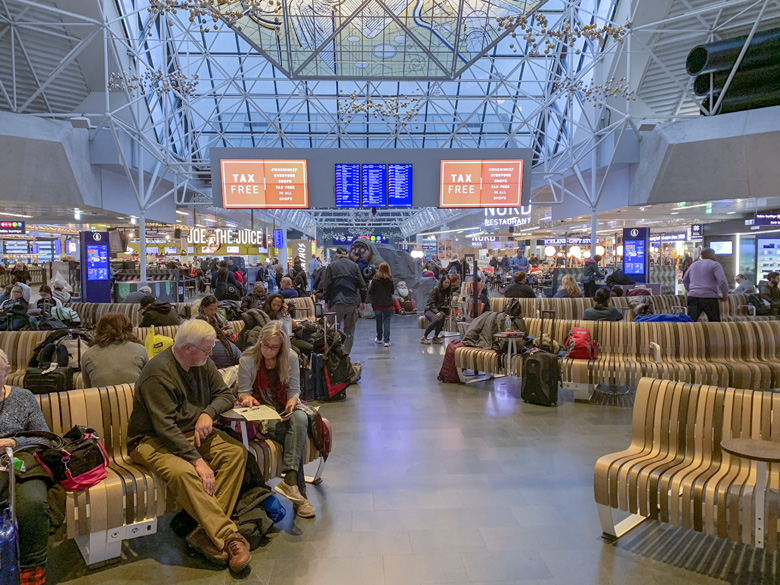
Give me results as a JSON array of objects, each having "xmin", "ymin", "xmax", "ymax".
[
  {"xmin": 453, "ymin": 319, "xmax": 780, "ymax": 393},
  {"xmin": 0, "ymin": 321, "xmax": 245, "ymax": 389},
  {"xmin": 36, "ymin": 383, "xmax": 330, "ymax": 565},
  {"xmin": 594, "ymin": 377, "xmax": 780, "ymax": 548}
]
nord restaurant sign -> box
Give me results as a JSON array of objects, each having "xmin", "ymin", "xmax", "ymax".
[{"xmin": 188, "ymin": 228, "xmax": 265, "ymax": 246}]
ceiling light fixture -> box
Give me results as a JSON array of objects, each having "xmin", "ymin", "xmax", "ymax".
[
  {"xmin": 0, "ymin": 212, "xmax": 33, "ymax": 219},
  {"xmin": 175, "ymin": 210, "xmax": 189, "ymax": 215}
]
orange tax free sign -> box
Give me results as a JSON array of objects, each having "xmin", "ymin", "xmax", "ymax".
[
  {"xmin": 221, "ymin": 159, "xmax": 309, "ymax": 209},
  {"xmin": 439, "ymin": 159, "xmax": 523, "ymax": 208}
]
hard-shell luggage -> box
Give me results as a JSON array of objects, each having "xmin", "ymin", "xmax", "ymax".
[
  {"xmin": 437, "ymin": 339, "xmax": 464, "ymax": 383},
  {"xmin": 0, "ymin": 447, "xmax": 20, "ymax": 585},
  {"xmin": 23, "ymin": 367, "xmax": 76, "ymax": 395},
  {"xmin": 521, "ymin": 310, "xmax": 559, "ymax": 406}
]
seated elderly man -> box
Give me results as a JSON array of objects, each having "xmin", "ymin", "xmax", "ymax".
[
  {"xmin": 127, "ymin": 319, "xmax": 251, "ymax": 572},
  {"xmin": 278, "ymin": 276, "xmax": 300, "ymax": 299}
]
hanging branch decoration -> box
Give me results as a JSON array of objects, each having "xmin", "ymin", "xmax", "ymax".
[
  {"xmin": 337, "ymin": 91, "xmax": 424, "ymax": 125},
  {"xmin": 554, "ymin": 77, "xmax": 636, "ymax": 104},
  {"xmin": 108, "ymin": 68, "xmax": 199, "ymax": 97},
  {"xmin": 145, "ymin": 0, "xmax": 285, "ymax": 34},
  {"xmin": 496, "ymin": 13, "xmax": 631, "ymax": 57}
]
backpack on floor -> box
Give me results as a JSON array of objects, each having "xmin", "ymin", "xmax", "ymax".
[
  {"xmin": 564, "ymin": 327, "xmax": 598, "ymax": 359},
  {"xmin": 438, "ymin": 339, "xmax": 464, "ymax": 383}
]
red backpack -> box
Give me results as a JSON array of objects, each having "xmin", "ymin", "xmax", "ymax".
[{"xmin": 564, "ymin": 327, "xmax": 598, "ymax": 359}]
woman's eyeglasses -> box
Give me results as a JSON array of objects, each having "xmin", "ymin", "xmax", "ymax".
[{"xmin": 261, "ymin": 342, "xmax": 282, "ymax": 351}]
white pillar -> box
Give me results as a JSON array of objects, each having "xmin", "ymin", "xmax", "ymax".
[{"xmin": 139, "ymin": 211, "xmax": 147, "ymax": 284}]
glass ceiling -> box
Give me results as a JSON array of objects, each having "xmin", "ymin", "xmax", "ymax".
[
  {"xmin": 227, "ymin": 0, "xmax": 548, "ymax": 80},
  {"xmin": 116, "ymin": 0, "xmax": 620, "ymax": 166}
]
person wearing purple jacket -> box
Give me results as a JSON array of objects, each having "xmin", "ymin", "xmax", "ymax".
[{"xmin": 682, "ymin": 247, "xmax": 729, "ymax": 322}]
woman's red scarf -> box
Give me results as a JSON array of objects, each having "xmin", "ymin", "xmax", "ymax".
[{"xmin": 254, "ymin": 360, "xmax": 288, "ymax": 412}]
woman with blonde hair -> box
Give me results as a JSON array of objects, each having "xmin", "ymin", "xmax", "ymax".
[
  {"xmin": 236, "ymin": 321, "xmax": 314, "ymax": 518},
  {"xmin": 368, "ymin": 262, "xmax": 394, "ymax": 347},
  {"xmin": 554, "ymin": 274, "xmax": 582, "ymax": 298}
]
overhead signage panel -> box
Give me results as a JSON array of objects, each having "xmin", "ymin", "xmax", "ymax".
[
  {"xmin": 221, "ymin": 159, "xmax": 308, "ymax": 209},
  {"xmin": 440, "ymin": 160, "xmax": 523, "ymax": 208}
]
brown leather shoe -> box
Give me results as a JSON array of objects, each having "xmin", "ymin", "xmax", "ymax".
[
  {"xmin": 185, "ymin": 527, "xmax": 228, "ymax": 566},
  {"xmin": 223, "ymin": 532, "xmax": 251, "ymax": 572}
]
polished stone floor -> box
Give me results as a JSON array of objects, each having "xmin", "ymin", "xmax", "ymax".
[{"xmin": 49, "ymin": 317, "xmax": 776, "ymax": 585}]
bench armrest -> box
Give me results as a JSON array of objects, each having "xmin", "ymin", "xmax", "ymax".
[
  {"xmin": 649, "ymin": 342, "xmax": 662, "ymax": 363},
  {"xmin": 737, "ymin": 304, "xmax": 756, "ymax": 316}
]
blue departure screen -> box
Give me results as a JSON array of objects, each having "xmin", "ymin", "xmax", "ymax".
[
  {"xmin": 87, "ymin": 245, "xmax": 109, "ymax": 281},
  {"xmin": 361, "ymin": 164, "xmax": 386, "ymax": 207},
  {"xmin": 335, "ymin": 164, "xmax": 360, "ymax": 207},
  {"xmin": 624, "ymin": 240, "xmax": 646, "ymax": 275},
  {"xmin": 388, "ymin": 164, "xmax": 413, "ymax": 207}
]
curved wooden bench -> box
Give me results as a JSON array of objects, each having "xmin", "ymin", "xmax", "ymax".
[
  {"xmin": 70, "ymin": 302, "xmax": 193, "ymax": 327},
  {"xmin": 36, "ymin": 382, "xmax": 330, "ymax": 565},
  {"xmin": 453, "ymin": 319, "xmax": 780, "ymax": 394},
  {"xmin": 0, "ymin": 321, "xmax": 245, "ymax": 389},
  {"xmin": 594, "ymin": 377, "xmax": 780, "ymax": 548},
  {"xmin": 289, "ymin": 296, "xmax": 316, "ymax": 320}
]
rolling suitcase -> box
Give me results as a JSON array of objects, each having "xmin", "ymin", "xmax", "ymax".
[
  {"xmin": 521, "ymin": 310, "xmax": 560, "ymax": 406},
  {"xmin": 0, "ymin": 447, "xmax": 20, "ymax": 585}
]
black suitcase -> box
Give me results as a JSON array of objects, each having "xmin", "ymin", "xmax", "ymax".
[
  {"xmin": 521, "ymin": 310, "xmax": 559, "ymax": 406},
  {"xmin": 23, "ymin": 367, "xmax": 76, "ymax": 394}
]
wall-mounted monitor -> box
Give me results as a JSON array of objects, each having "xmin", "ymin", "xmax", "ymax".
[
  {"xmin": 225, "ymin": 245, "xmax": 240, "ymax": 254},
  {"xmin": 388, "ymin": 164, "xmax": 413, "ymax": 207},
  {"xmin": 361, "ymin": 164, "xmax": 387, "ymax": 207},
  {"xmin": 335, "ymin": 164, "xmax": 360, "ymax": 207},
  {"xmin": 710, "ymin": 241, "xmax": 733, "ymax": 255},
  {"xmin": 220, "ymin": 159, "xmax": 308, "ymax": 209},
  {"xmin": 440, "ymin": 160, "xmax": 523, "ymax": 208},
  {"xmin": 164, "ymin": 246, "xmax": 178, "ymax": 255}
]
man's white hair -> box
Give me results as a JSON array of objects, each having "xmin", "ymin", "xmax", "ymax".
[
  {"xmin": 174, "ymin": 319, "xmax": 216, "ymax": 348},
  {"xmin": 139, "ymin": 285, "xmax": 152, "ymax": 295}
]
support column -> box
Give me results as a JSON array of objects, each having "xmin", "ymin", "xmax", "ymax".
[
  {"xmin": 591, "ymin": 207, "xmax": 599, "ymax": 260},
  {"xmin": 139, "ymin": 211, "xmax": 147, "ymax": 284}
]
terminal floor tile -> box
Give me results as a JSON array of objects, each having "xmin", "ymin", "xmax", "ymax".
[{"xmin": 49, "ymin": 317, "xmax": 775, "ymax": 585}]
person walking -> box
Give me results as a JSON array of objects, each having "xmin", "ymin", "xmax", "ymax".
[
  {"xmin": 368, "ymin": 262, "xmax": 394, "ymax": 347},
  {"xmin": 582, "ymin": 254, "xmax": 603, "ymax": 298},
  {"xmin": 321, "ymin": 246, "xmax": 366, "ymax": 354},
  {"xmin": 510, "ymin": 249, "xmax": 530, "ymax": 275},
  {"xmin": 308, "ymin": 256, "xmax": 322, "ymax": 292},
  {"xmin": 682, "ymin": 247, "xmax": 729, "ymax": 322}
]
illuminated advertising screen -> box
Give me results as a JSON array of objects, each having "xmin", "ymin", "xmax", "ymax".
[
  {"xmin": 164, "ymin": 246, "xmax": 178, "ymax": 255},
  {"xmin": 335, "ymin": 164, "xmax": 360, "ymax": 207},
  {"xmin": 388, "ymin": 164, "xmax": 413, "ymax": 207},
  {"xmin": 221, "ymin": 159, "xmax": 308, "ymax": 209},
  {"xmin": 0, "ymin": 221, "xmax": 25, "ymax": 235},
  {"xmin": 624, "ymin": 241, "xmax": 646, "ymax": 275},
  {"xmin": 273, "ymin": 229, "xmax": 284, "ymax": 248},
  {"xmin": 86, "ymin": 245, "xmax": 109, "ymax": 281},
  {"xmin": 440, "ymin": 160, "xmax": 523, "ymax": 208},
  {"xmin": 361, "ymin": 164, "xmax": 387, "ymax": 207}
]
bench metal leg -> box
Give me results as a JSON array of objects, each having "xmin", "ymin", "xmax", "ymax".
[
  {"xmin": 305, "ymin": 456, "xmax": 326, "ymax": 485},
  {"xmin": 597, "ymin": 504, "xmax": 648, "ymax": 541},
  {"xmin": 563, "ymin": 382, "xmax": 594, "ymax": 402},
  {"xmin": 75, "ymin": 518, "xmax": 157, "ymax": 566},
  {"xmin": 456, "ymin": 367, "xmax": 502, "ymax": 385}
]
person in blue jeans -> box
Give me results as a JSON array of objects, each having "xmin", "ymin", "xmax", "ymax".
[{"xmin": 368, "ymin": 262, "xmax": 395, "ymax": 347}]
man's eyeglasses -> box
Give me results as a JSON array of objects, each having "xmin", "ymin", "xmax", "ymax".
[{"xmin": 191, "ymin": 342, "xmax": 215, "ymax": 356}]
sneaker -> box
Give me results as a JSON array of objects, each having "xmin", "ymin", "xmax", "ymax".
[
  {"xmin": 432, "ymin": 336, "xmax": 444, "ymax": 344},
  {"xmin": 185, "ymin": 527, "xmax": 228, "ymax": 566},
  {"xmin": 384, "ymin": 342, "xmax": 391, "ymax": 347},
  {"xmin": 420, "ymin": 336, "xmax": 431, "ymax": 345},
  {"xmin": 223, "ymin": 532, "xmax": 251, "ymax": 572},
  {"xmin": 295, "ymin": 498, "xmax": 316, "ymax": 518},
  {"xmin": 375, "ymin": 337, "xmax": 382, "ymax": 344},
  {"xmin": 274, "ymin": 480, "xmax": 306, "ymax": 505}
]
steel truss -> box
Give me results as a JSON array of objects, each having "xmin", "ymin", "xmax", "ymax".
[{"xmin": 0, "ymin": 0, "xmax": 774, "ymax": 238}]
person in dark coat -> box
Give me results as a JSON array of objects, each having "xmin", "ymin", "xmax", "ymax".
[
  {"xmin": 211, "ymin": 261, "xmax": 241, "ymax": 300},
  {"xmin": 504, "ymin": 272, "xmax": 536, "ymax": 299},
  {"xmin": 240, "ymin": 283, "xmax": 267, "ymax": 313},
  {"xmin": 421, "ymin": 276, "xmax": 452, "ymax": 345},
  {"xmin": 139, "ymin": 294, "xmax": 181, "ymax": 327},
  {"xmin": 368, "ymin": 262, "xmax": 395, "ymax": 347}
]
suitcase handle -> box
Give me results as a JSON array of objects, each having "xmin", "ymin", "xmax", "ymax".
[
  {"xmin": 4, "ymin": 447, "xmax": 14, "ymax": 513},
  {"xmin": 540, "ymin": 310, "xmax": 556, "ymax": 338}
]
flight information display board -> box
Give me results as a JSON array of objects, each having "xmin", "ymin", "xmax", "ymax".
[
  {"xmin": 335, "ymin": 164, "xmax": 361, "ymax": 207},
  {"xmin": 388, "ymin": 164, "xmax": 413, "ymax": 207},
  {"xmin": 361, "ymin": 164, "xmax": 387, "ymax": 207},
  {"xmin": 221, "ymin": 159, "xmax": 308, "ymax": 209},
  {"xmin": 439, "ymin": 160, "xmax": 523, "ymax": 208}
]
